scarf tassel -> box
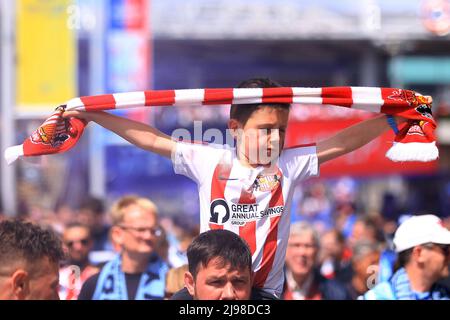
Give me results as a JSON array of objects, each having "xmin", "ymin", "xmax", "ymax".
[{"xmin": 386, "ymin": 141, "xmax": 438, "ymax": 162}]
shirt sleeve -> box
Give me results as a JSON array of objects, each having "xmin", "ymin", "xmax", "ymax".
[
  {"xmin": 280, "ymin": 144, "xmax": 319, "ymax": 183},
  {"xmin": 172, "ymin": 142, "xmax": 226, "ymax": 185}
]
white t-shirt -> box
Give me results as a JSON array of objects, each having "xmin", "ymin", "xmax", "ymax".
[{"xmin": 172, "ymin": 142, "xmax": 319, "ymax": 298}]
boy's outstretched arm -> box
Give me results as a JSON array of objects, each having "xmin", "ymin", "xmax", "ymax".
[
  {"xmin": 63, "ymin": 110, "xmax": 176, "ymax": 158},
  {"xmin": 316, "ymin": 115, "xmax": 405, "ymax": 165}
]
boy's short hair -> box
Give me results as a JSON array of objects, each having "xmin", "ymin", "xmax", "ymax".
[
  {"xmin": 230, "ymin": 78, "xmax": 291, "ymax": 125},
  {"xmin": 110, "ymin": 195, "xmax": 159, "ymax": 225},
  {"xmin": 187, "ymin": 229, "xmax": 252, "ymax": 279}
]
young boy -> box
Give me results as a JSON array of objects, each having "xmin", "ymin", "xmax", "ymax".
[{"xmin": 64, "ymin": 78, "xmax": 404, "ymax": 299}]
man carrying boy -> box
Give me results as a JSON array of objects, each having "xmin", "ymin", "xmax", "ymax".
[{"xmin": 64, "ymin": 78, "xmax": 405, "ymax": 299}]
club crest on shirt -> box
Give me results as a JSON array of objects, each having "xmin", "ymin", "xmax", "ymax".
[{"xmin": 252, "ymin": 173, "xmax": 281, "ymax": 192}]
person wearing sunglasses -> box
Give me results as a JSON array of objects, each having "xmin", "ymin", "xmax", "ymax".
[
  {"xmin": 361, "ymin": 214, "xmax": 450, "ymax": 300},
  {"xmin": 59, "ymin": 223, "xmax": 99, "ymax": 300},
  {"xmin": 78, "ymin": 195, "xmax": 168, "ymax": 300}
]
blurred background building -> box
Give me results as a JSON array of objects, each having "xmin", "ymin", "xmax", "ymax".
[{"xmin": 1, "ymin": 0, "xmax": 450, "ymax": 226}]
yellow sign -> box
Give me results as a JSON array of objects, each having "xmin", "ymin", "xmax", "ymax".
[{"xmin": 17, "ymin": 0, "xmax": 76, "ymax": 113}]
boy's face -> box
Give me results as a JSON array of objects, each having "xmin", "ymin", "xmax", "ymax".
[{"xmin": 229, "ymin": 106, "xmax": 289, "ymax": 167}]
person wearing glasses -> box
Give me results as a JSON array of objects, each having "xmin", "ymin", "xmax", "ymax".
[
  {"xmin": 361, "ymin": 214, "xmax": 450, "ymax": 300},
  {"xmin": 78, "ymin": 196, "xmax": 168, "ymax": 300},
  {"xmin": 59, "ymin": 223, "xmax": 99, "ymax": 300}
]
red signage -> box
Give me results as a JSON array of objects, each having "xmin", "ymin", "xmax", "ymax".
[{"xmin": 286, "ymin": 107, "xmax": 438, "ymax": 177}]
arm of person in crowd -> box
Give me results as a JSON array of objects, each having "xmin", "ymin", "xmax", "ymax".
[
  {"xmin": 63, "ymin": 110, "xmax": 176, "ymax": 159},
  {"xmin": 316, "ymin": 115, "xmax": 406, "ymax": 165}
]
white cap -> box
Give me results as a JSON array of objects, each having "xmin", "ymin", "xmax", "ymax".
[{"xmin": 393, "ymin": 214, "xmax": 450, "ymax": 253}]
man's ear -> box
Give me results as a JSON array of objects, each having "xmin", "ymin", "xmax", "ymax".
[
  {"xmin": 184, "ymin": 271, "xmax": 196, "ymax": 298},
  {"xmin": 111, "ymin": 226, "xmax": 124, "ymax": 249},
  {"xmin": 413, "ymin": 246, "xmax": 426, "ymax": 264},
  {"xmin": 11, "ymin": 269, "xmax": 30, "ymax": 300}
]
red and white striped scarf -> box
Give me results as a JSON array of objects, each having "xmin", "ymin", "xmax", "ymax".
[{"xmin": 4, "ymin": 86, "xmax": 438, "ymax": 164}]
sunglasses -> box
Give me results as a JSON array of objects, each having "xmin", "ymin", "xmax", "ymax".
[{"xmin": 65, "ymin": 238, "xmax": 90, "ymax": 248}]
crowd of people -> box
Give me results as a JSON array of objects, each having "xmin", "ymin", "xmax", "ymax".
[
  {"xmin": 1, "ymin": 78, "xmax": 449, "ymax": 300},
  {"xmin": 0, "ymin": 191, "xmax": 448, "ymax": 300}
]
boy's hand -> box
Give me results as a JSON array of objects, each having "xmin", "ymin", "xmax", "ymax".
[{"xmin": 62, "ymin": 110, "xmax": 101, "ymax": 123}]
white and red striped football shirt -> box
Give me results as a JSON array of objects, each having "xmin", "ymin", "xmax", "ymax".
[{"xmin": 172, "ymin": 142, "xmax": 319, "ymax": 298}]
